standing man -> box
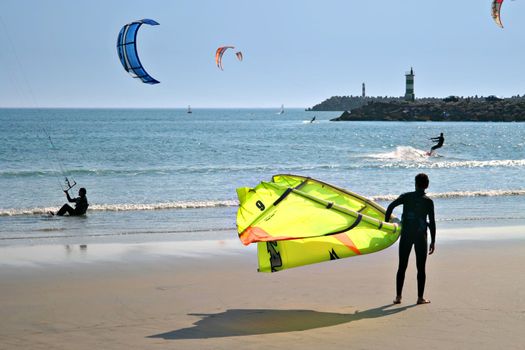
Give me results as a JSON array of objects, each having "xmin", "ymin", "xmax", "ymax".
[
  {"xmin": 385, "ymin": 173, "xmax": 436, "ymax": 305},
  {"xmin": 54, "ymin": 187, "xmax": 89, "ymax": 216},
  {"xmin": 428, "ymin": 133, "xmax": 444, "ymax": 155}
]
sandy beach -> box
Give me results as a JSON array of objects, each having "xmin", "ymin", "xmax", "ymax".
[
  {"xmin": 0, "ymin": 227, "xmax": 524, "ymax": 350},
  {"xmin": 1, "ymin": 0, "xmax": 524, "ymax": 349}
]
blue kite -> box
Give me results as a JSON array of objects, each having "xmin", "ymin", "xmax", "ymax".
[{"xmin": 116, "ymin": 19, "xmax": 160, "ymax": 84}]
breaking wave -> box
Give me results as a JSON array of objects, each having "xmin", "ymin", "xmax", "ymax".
[
  {"xmin": 367, "ymin": 146, "xmax": 525, "ymax": 169},
  {"xmin": 1, "ymin": 157, "xmax": 524, "ymax": 180},
  {"xmin": 391, "ymin": 159, "xmax": 525, "ymax": 169},
  {"xmin": 0, "ymin": 200, "xmax": 238, "ymax": 217},
  {"xmin": 370, "ymin": 189, "xmax": 525, "ymax": 201},
  {"xmin": 369, "ymin": 146, "xmax": 429, "ymax": 160},
  {"xmin": 1, "ymin": 190, "xmax": 524, "ymax": 217}
]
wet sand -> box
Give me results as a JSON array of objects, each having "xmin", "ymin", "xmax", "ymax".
[{"xmin": 0, "ymin": 229, "xmax": 524, "ymax": 350}]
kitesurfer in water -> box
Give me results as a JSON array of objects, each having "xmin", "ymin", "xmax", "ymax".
[
  {"xmin": 53, "ymin": 188, "xmax": 89, "ymax": 216},
  {"xmin": 310, "ymin": 116, "xmax": 316, "ymax": 123},
  {"xmin": 385, "ymin": 173, "xmax": 436, "ymax": 305},
  {"xmin": 428, "ymin": 133, "xmax": 444, "ymax": 155}
]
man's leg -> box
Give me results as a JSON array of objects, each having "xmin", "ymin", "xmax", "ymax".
[
  {"xmin": 414, "ymin": 234, "xmax": 430, "ymax": 304},
  {"xmin": 57, "ymin": 204, "xmax": 75, "ymax": 216},
  {"xmin": 395, "ymin": 235, "xmax": 412, "ymax": 302},
  {"xmin": 430, "ymin": 144, "xmax": 443, "ymax": 153}
]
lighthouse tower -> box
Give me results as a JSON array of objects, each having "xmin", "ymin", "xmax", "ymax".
[
  {"xmin": 404, "ymin": 67, "xmax": 415, "ymax": 102},
  {"xmin": 362, "ymin": 83, "xmax": 366, "ymax": 98}
]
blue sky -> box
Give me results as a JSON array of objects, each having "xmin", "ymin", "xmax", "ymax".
[{"xmin": 0, "ymin": 0, "xmax": 523, "ymax": 108}]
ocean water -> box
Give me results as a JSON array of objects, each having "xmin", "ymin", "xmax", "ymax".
[{"xmin": 0, "ymin": 108, "xmax": 524, "ymax": 246}]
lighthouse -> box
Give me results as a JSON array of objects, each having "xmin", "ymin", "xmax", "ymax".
[
  {"xmin": 404, "ymin": 67, "xmax": 415, "ymax": 102},
  {"xmin": 362, "ymin": 83, "xmax": 366, "ymax": 98}
]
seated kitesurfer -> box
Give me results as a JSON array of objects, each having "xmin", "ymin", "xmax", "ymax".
[
  {"xmin": 428, "ymin": 133, "xmax": 444, "ymax": 155},
  {"xmin": 385, "ymin": 173, "xmax": 436, "ymax": 305},
  {"xmin": 53, "ymin": 187, "xmax": 89, "ymax": 216}
]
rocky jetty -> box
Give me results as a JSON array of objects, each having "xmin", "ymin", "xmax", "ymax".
[
  {"xmin": 307, "ymin": 95, "xmax": 401, "ymax": 111},
  {"xmin": 330, "ymin": 98, "xmax": 525, "ymax": 122}
]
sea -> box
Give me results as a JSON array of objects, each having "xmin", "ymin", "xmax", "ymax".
[{"xmin": 0, "ymin": 108, "xmax": 524, "ymax": 247}]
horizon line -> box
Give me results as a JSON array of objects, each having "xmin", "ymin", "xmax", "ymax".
[{"xmin": 0, "ymin": 106, "xmax": 311, "ymax": 110}]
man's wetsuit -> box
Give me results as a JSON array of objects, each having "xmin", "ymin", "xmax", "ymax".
[
  {"xmin": 57, "ymin": 193, "xmax": 89, "ymax": 216},
  {"xmin": 385, "ymin": 189, "xmax": 436, "ymax": 298},
  {"xmin": 430, "ymin": 135, "xmax": 444, "ymax": 154}
]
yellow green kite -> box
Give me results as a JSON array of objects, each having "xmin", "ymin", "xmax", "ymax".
[{"xmin": 236, "ymin": 174, "xmax": 400, "ymax": 272}]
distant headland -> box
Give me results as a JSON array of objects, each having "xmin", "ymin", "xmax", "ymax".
[
  {"xmin": 311, "ymin": 95, "xmax": 525, "ymax": 122},
  {"xmin": 307, "ymin": 67, "xmax": 525, "ymax": 122}
]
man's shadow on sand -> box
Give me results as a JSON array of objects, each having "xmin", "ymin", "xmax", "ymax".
[{"xmin": 148, "ymin": 303, "xmax": 416, "ymax": 340}]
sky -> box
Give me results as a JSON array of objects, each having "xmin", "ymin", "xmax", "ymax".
[{"xmin": 0, "ymin": 0, "xmax": 523, "ymax": 108}]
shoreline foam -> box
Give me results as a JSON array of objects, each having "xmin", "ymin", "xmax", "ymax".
[{"xmin": 2, "ymin": 188, "xmax": 525, "ymax": 216}]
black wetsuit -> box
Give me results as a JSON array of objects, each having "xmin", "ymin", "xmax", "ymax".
[
  {"xmin": 430, "ymin": 135, "xmax": 444, "ymax": 153},
  {"xmin": 57, "ymin": 194, "xmax": 89, "ymax": 216},
  {"xmin": 385, "ymin": 189, "xmax": 435, "ymax": 298}
]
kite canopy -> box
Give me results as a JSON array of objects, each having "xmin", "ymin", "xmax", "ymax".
[
  {"xmin": 236, "ymin": 174, "xmax": 400, "ymax": 272},
  {"xmin": 235, "ymin": 51, "xmax": 243, "ymax": 61},
  {"xmin": 491, "ymin": 0, "xmax": 505, "ymax": 28},
  {"xmin": 117, "ymin": 19, "xmax": 160, "ymax": 84},
  {"xmin": 215, "ymin": 46, "xmax": 243, "ymax": 70}
]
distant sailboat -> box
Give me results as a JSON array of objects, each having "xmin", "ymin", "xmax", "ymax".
[
  {"xmin": 187, "ymin": 105, "xmax": 192, "ymax": 114},
  {"xmin": 277, "ymin": 104, "xmax": 284, "ymax": 115}
]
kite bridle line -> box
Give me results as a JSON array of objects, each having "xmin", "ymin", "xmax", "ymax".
[{"xmin": 42, "ymin": 128, "xmax": 77, "ymax": 193}]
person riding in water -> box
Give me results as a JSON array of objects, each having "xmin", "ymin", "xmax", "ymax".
[
  {"xmin": 53, "ymin": 187, "xmax": 89, "ymax": 216},
  {"xmin": 428, "ymin": 133, "xmax": 444, "ymax": 155}
]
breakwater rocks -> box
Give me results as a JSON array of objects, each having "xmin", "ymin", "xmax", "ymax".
[{"xmin": 331, "ymin": 99, "xmax": 525, "ymax": 122}]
